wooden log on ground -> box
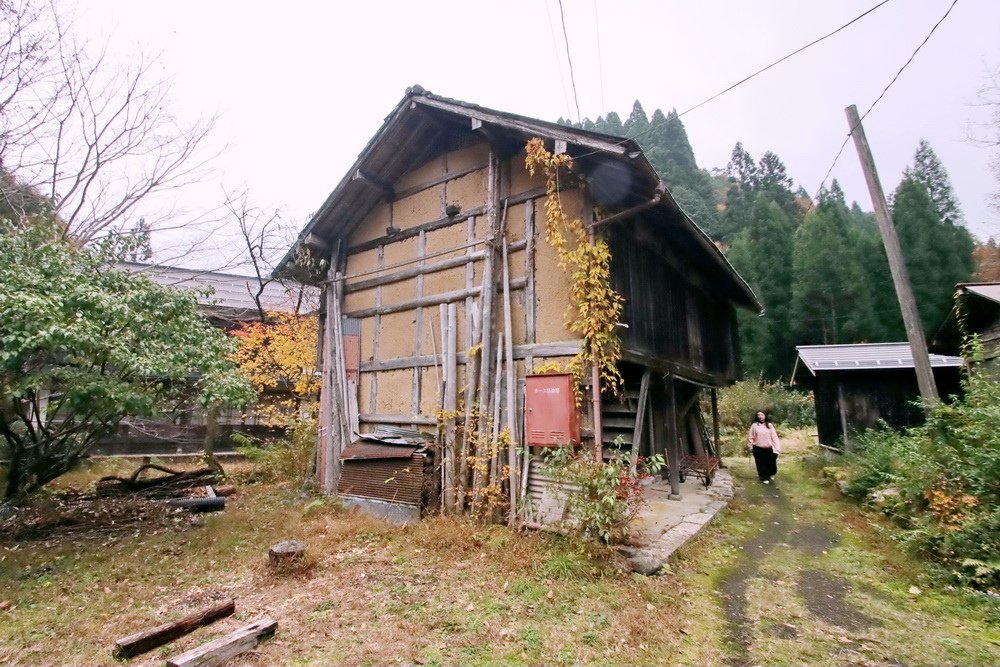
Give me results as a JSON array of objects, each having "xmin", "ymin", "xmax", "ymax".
[
  {"xmin": 165, "ymin": 618, "xmax": 277, "ymax": 667},
  {"xmin": 268, "ymin": 540, "xmax": 305, "ymax": 566},
  {"xmin": 212, "ymin": 485, "xmax": 237, "ymax": 497},
  {"xmin": 166, "ymin": 497, "xmax": 225, "ymax": 513},
  {"xmin": 112, "ymin": 599, "xmax": 235, "ymax": 660}
]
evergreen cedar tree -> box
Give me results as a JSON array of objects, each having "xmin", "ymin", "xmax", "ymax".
[{"xmin": 560, "ymin": 103, "xmax": 978, "ymax": 381}]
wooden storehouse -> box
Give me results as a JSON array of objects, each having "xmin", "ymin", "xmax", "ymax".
[
  {"xmin": 934, "ymin": 282, "xmax": 1000, "ymax": 366},
  {"xmin": 791, "ymin": 343, "xmax": 964, "ymax": 449},
  {"xmin": 277, "ymin": 86, "xmax": 760, "ymax": 521}
]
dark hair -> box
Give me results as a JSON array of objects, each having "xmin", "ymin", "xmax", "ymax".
[{"xmin": 751, "ymin": 410, "xmax": 773, "ymax": 426}]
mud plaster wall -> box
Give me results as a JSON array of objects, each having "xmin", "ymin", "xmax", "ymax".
[
  {"xmin": 392, "ymin": 186, "xmax": 443, "ymax": 231},
  {"xmin": 377, "ymin": 311, "xmax": 417, "ymax": 359},
  {"xmin": 341, "ymin": 143, "xmax": 585, "ymax": 423},
  {"xmin": 342, "ymin": 144, "xmax": 491, "ymax": 421},
  {"xmin": 533, "ymin": 197, "xmax": 577, "ymax": 344},
  {"xmin": 349, "ymin": 202, "xmax": 392, "ymax": 246},
  {"xmin": 395, "ymin": 154, "xmax": 446, "ymax": 192},
  {"xmin": 372, "ymin": 369, "xmax": 412, "ymax": 414}
]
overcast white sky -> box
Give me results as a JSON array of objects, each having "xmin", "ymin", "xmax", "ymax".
[{"xmin": 80, "ymin": 0, "xmax": 1000, "ymax": 265}]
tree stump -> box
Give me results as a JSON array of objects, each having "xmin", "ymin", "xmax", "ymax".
[{"xmin": 268, "ymin": 540, "xmax": 305, "ymax": 567}]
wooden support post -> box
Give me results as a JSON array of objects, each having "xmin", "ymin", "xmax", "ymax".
[
  {"xmin": 441, "ymin": 304, "xmax": 458, "ymax": 509},
  {"xmin": 368, "ymin": 244, "xmax": 385, "ymax": 412},
  {"xmin": 665, "ymin": 374, "xmax": 681, "ymax": 498},
  {"xmin": 165, "ymin": 619, "xmax": 277, "ymax": 667},
  {"xmin": 837, "ymin": 382, "xmax": 851, "ymax": 451},
  {"xmin": 845, "ymin": 104, "xmax": 938, "ymax": 405},
  {"xmin": 473, "ymin": 148, "xmax": 504, "ymax": 507},
  {"xmin": 710, "ymin": 387, "xmax": 721, "ymax": 457},
  {"xmin": 629, "ymin": 369, "xmax": 652, "ymax": 474},
  {"xmin": 318, "ymin": 240, "xmax": 346, "ymax": 495},
  {"xmin": 412, "ymin": 230, "xmax": 427, "ymax": 426},
  {"xmin": 457, "ymin": 301, "xmax": 480, "ymax": 511},
  {"xmin": 489, "ymin": 333, "xmax": 505, "ymax": 498},
  {"xmin": 332, "ymin": 272, "xmax": 350, "ymax": 450},
  {"xmin": 502, "ymin": 238, "xmax": 519, "ymax": 524},
  {"xmin": 587, "ymin": 223, "xmax": 603, "ymax": 461},
  {"xmin": 473, "ymin": 153, "xmax": 500, "ymax": 495},
  {"xmin": 112, "ymin": 599, "xmax": 235, "ymax": 660}
]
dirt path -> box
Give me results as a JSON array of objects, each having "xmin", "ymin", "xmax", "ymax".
[{"xmin": 673, "ymin": 449, "xmax": 1000, "ymax": 667}]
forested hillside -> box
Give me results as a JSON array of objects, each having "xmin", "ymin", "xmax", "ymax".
[{"xmin": 561, "ymin": 104, "xmax": 982, "ymax": 381}]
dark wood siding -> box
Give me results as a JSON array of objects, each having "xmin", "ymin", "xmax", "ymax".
[
  {"xmin": 813, "ymin": 367, "xmax": 964, "ymax": 447},
  {"xmin": 608, "ymin": 220, "xmax": 738, "ymax": 383}
]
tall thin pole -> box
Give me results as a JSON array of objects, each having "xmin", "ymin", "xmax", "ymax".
[
  {"xmin": 844, "ymin": 104, "xmax": 939, "ymax": 405},
  {"xmin": 588, "ymin": 226, "xmax": 604, "ymax": 461}
]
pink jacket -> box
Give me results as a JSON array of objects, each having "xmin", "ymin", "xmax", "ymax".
[{"xmin": 748, "ymin": 422, "xmax": 781, "ymax": 453}]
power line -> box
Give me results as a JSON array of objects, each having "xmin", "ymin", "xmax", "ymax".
[
  {"xmin": 543, "ymin": 0, "xmax": 574, "ymax": 121},
  {"xmin": 567, "ymin": 0, "xmax": 893, "ymax": 160},
  {"xmin": 593, "ymin": 0, "xmax": 606, "ymax": 114},
  {"xmin": 679, "ymin": 0, "xmax": 893, "ymax": 118},
  {"xmin": 557, "ymin": 0, "xmax": 582, "ymax": 124},
  {"xmin": 814, "ymin": 0, "xmax": 961, "ymax": 200}
]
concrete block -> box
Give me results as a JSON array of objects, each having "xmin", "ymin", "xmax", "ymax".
[{"xmin": 682, "ymin": 512, "xmax": 714, "ymax": 526}]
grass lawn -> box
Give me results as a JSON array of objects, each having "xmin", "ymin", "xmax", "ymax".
[{"xmin": 2, "ymin": 438, "xmax": 1000, "ymax": 665}]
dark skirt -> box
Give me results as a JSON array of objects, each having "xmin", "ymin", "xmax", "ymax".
[{"xmin": 752, "ymin": 446, "xmax": 778, "ymax": 481}]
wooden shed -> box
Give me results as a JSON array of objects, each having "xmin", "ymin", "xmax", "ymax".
[
  {"xmin": 277, "ymin": 86, "xmax": 759, "ymax": 520},
  {"xmin": 934, "ymin": 282, "xmax": 1000, "ymax": 365},
  {"xmin": 791, "ymin": 343, "xmax": 964, "ymax": 449}
]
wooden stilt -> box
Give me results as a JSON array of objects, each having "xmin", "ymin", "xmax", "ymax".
[
  {"xmin": 711, "ymin": 387, "xmax": 721, "ymax": 457},
  {"xmin": 629, "ymin": 368, "xmax": 651, "ymax": 474},
  {"xmin": 665, "ymin": 374, "xmax": 681, "ymax": 498}
]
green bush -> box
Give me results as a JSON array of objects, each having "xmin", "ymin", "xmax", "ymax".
[
  {"xmin": 234, "ymin": 419, "xmax": 317, "ymax": 488},
  {"xmin": 539, "ymin": 445, "xmax": 664, "ymax": 544},
  {"xmin": 717, "ymin": 377, "xmax": 815, "ymax": 430},
  {"xmin": 844, "ymin": 369, "xmax": 1000, "ymax": 590}
]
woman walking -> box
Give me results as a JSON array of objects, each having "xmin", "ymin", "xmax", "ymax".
[{"xmin": 747, "ymin": 411, "xmax": 781, "ymax": 484}]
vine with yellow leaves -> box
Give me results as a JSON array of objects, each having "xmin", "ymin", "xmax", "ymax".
[{"xmin": 524, "ymin": 138, "xmax": 624, "ymax": 399}]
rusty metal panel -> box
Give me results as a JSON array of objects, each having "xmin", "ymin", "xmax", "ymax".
[
  {"xmin": 341, "ymin": 441, "xmax": 418, "ymax": 460},
  {"xmin": 343, "ymin": 335, "xmax": 361, "ymax": 383},
  {"xmin": 338, "ymin": 453, "xmax": 424, "ymax": 506},
  {"xmin": 525, "ymin": 373, "xmax": 579, "ymax": 446}
]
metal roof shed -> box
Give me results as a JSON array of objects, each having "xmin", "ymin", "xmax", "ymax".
[{"xmin": 791, "ymin": 343, "xmax": 964, "ymax": 448}]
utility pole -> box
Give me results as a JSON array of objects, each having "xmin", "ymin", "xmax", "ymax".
[{"xmin": 844, "ymin": 104, "xmax": 939, "ymax": 405}]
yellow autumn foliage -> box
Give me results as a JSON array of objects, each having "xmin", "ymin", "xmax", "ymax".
[
  {"xmin": 524, "ymin": 138, "xmax": 624, "ymax": 399},
  {"xmin": 231, "ymin": 312, "xmax": 320, "ymax": 426}
]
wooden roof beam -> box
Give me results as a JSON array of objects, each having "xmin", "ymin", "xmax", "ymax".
[
  {"xmin": 352, "ymin": 169, "xmax": 394, "ymax": 197},
  {"xmin": 412, "ymin": 97, "xmax": 631, "ymax": 157}
]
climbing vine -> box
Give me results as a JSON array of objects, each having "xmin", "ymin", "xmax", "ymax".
[{"xmin": 524, "ymin": 138, "xmax": 624, "ymax": 398}]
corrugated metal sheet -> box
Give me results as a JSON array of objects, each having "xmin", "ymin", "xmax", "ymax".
[
  {"xmin": 524, "ymin": 455, "xmax": 575, "ymax": 526},
  {"xmin": 341, "ymin": 442, "xmax": 418, "ymax": 460},
  {"xmin": 795, "ymin": 343, "xmax": 963, "ymax": 376},
  {"xmin": 338, "ymin": 453, "xmax": 425, "ymax": 506}
]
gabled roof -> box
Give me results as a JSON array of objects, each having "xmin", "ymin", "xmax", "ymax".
[
  {"xmin": 791, "ymin": 342, "xmax": 963, "ymax": 385},
  {"xmin": 932, "ymin": 282, "xmax": 1000, "ymax": 354},
  {"xmin": 119, "ymin": 262, "xmax": 314, "ymax": 319},
  {"xmin": 277, "ymin": 86, "xmax": 760, "ymax": 311},
  {"xmin": 960, "ymin": 282, "xmax": 1000, "ymax": 305}
]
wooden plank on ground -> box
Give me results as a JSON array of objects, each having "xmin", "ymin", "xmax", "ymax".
[
  {"xmin": 165, "ymin": 618, "xmax": 277, "ymax": 667},
  {"xmin": 112, "ymin": 599, "xmax": 235, "ymax": 660}
]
